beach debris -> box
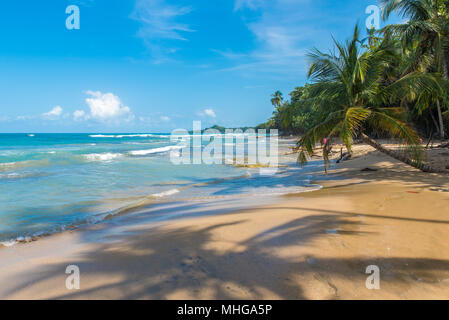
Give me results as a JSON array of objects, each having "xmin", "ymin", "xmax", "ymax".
[
  {"xmin": 431, "ymin": 141, "xmax": 449, "ymax": 148},
  {"xmin": 336, "ymin": 151, "xmax": 352, "ymax": 163},
  {"xmin": 429, "ymin": 187, "xmax": 449, "ymax": 192}
]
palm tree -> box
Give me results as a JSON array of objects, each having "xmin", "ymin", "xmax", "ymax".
[
  {"xmin": 297, "ymin": 25, "xmax": 441, "ymax": 173},
  {"xmin": 381, "ymin": 0, "xmax": 449, "ymax": 138},
  {"xmin": 270, "ymin": 91, "xmax": 283, "ymax": 109}
]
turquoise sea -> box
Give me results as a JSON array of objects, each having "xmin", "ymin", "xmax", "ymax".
[{"xmin": 0, "ymin": 133, "xmax": 323, "ymax": 245}]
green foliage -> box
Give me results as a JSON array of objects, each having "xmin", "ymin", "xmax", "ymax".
[
  {"xmin": 295, "ymin": 24, "xmax": 431, "ymax": 168},
  {"xmin": 381, "ymin": 0, "xmax": 449, "ymax": 137},
  {"xmin": 270, "ymin": 91, "xmax": 284, "ymax": 109},
  {"xmin": 262, "ymin": 1, "xmax": 449, "ymax": 171},
  {"xmin": 261, "ymin": 86, "xmax": 323, "ymax": 134}
]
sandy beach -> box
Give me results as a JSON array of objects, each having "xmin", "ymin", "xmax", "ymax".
[
  {"xmin": 4, "ymin": 0, "xmax": 449, "ymax": 304},
  {"xmin": 0, "ymin": 143, "xmax": 448, "ymax": 300}
]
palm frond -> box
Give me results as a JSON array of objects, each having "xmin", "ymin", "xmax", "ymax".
[
  {"xmin": 369, "ymin": 110, "xmax": 423, "ymax": 163},
  {"xmin": 341, "ymin": 108, "xmax": 372, "ymax": 150}
]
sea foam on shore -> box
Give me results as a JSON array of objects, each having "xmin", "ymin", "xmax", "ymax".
[{"xmin": 0, "ymin": 133, "xmax": 324, "ymax": 247}]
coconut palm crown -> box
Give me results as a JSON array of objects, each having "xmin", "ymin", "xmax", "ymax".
[
  {"xmin": 381, "ymin": 0, "xmax": 449, "ymax": 138},
  {"xmin": 296, "ymin": 25, "xmax": 442, "ymax": 172}
]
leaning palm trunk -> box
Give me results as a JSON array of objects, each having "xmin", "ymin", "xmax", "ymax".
[
  {"xmin": 436, "ymin": 99, "xmax": 445, "ymax": 139},
  {"xmin": 442, "ymin": 36, "xmax": 449, "ymax": 80},
  {"xmin": 436, "ymin": 141, "xmax": 449, "ymax": 148},
  {"xmin": 439, "ymin": 36, "xmax": 449, "ymax": 139},
  {"xmin": 360, "ymin": 133, "xmax": 440, "ymax": 173}
]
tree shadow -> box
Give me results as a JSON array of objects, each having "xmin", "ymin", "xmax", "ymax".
[
  {"xmin": 330, "ymin": 149, "xmax": 449, "ymax": 191},
  {"xmin": 3, "ymin": 204, "xmax": 449, "ymax": 300}
]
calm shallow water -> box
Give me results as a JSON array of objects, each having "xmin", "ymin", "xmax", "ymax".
[{"xmin": 0, "ymin": 133, "xmax": 323, "ymax": 244}]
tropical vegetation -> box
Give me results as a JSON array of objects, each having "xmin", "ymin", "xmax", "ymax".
[{"xmin": 260, "ymin": 0, "xmax": 449, "ymax": 173}]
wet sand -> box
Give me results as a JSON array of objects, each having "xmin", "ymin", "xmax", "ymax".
[{"xmin": 0, "ymin": 144, "xmax": 448, "ymax": 299}]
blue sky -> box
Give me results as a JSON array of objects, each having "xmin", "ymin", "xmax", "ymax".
[{"xmin": 0, "ymin": 0, "xmax": 398, "ymax": 133}]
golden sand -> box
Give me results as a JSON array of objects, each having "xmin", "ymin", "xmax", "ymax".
[{"xmin": 0, "ymin": 144, "xmax": 448, "ymax": 299}]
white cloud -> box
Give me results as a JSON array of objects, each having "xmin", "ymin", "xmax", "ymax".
[
  {"xmin": 234, "ymin": 0, "xmax": 265, "ymax": 11},
  {"xmin": 85, "ymin": 91, "xmax": 134, "ymax": 122},
  {"xmin": 138, "ymin": 114, "xmax": 175, "ymax": 127},
  {"xmin": 131, "ymin": 0, "xmax": 194, "ymax": 61},
  {"xmin": 16, "ymin": 115, "xmax": 32, "ymax": 121},
  {"xmin": 204, "ymin": 109, "xmax": 216, "ymax": 118},
  {"xmin": 213, "ymin": 0, "xmax": 356, "ymax": 79},
  {"xmin": 72, "ymin": 0, "xmax": 95, "ymax": 7},
  {"xmin": 198, "ymin": 108, "xmax": 217, "ymax": 118},
  {"xmin": 132, "ymin": 0, "xmax": 193, "ymax": 40},
  {"xmin": 42, "ymin": 106, "xmax": 63, "ymax": 119},
  {"xmin": 210, "ymin": 49, "xmax": 247, "ymax": 60},
  {"xmin": 73, "ymin": 110, "xmax": 87, "ymax": 121}
]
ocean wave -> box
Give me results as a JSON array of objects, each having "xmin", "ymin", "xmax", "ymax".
[
  {"xmin": 0, "ymin": 162, "xmax": 17, "ymax": 169},
  {"xmin": 258, "ymin": 184, "xmax": 323, "ymax": 196},
  {"xmin": 0, "ymin": 187, "xmax": 183, "ymax": 248},
  {"xmin": 0, "ymin": 171, "xmax": 323, "ymax": 248},
  {"xmin": 0, "ymin": 172, "xmax": 48, "ymax": 180},
  {"xmin": 129, "ymin": 145, "xmax": 183, "ymax": 156},
  {"xmin": 151, "ymin": 188, "xmax": 180, "ymax": 198},
  {"xmin": 89, "ymin": 134, "xmax": 170, "ymax": 139},
  {"xmin": 1, "ymin": 240, "xmax": 19, "ymax": 247},
  {"xmin": 89, "ymin": 135, "xmax": 110, "ymax": 138},
  {"xmin": 84, "ymin": 153, "xmax": 122, "ymax": 161},
  {"xmin": 124, "ymin": 142, "xmax": 159, "ymax": 145},
  {"xmin": 0, "ymin": 160, "xmax": 50, "ymax": 172},
  {"xmin": 0, "ymin": 228, "xmax": 70, "ymax": 248}
]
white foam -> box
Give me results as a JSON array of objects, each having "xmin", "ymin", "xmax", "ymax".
[
  {"xmin": 0, "ymin": 172, "xmax": 21, "ymax": 179},
  {"xmin": 89, "ymin": 134, "xmax": 169, "ymax": 139},
  {"xmin": 84, "ymin": 153, "xmax": 122, "ymax": 161},
  {"xmin": 0, "ymin": 162, "xmax": 16, "ymax": 167},
  {"xmin": 1, "ymin": 240, "xmax": 17, "ymax": 247},
  {"xmin": 1, "ymin": 235, "xmax": 38, "ymax": 248},
  {"xmin": 129, "ymin": 145, "xmax": 183, "ymax": 156},
  {"xmin": 28, "ymin": 134, "xmax": 35, "ymax": 137},
  {"xmin": 0, "ymin": 160, "xmax": 48, "ymax": 171},
  {"xmin": 152, "ymin": 189, "xmax": 180, "ymax": 198},
  {"xmin": 0, "ymin": 171, "xmax": 49, "ymax": 180},
  {"xmin": 260, "ymin": 184, "xmax": 323, "ymax": 196}
]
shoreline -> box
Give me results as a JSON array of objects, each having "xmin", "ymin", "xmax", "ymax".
[
  {"xmin": 0, "ymin": 169, "xmax": 320, "ymax": 249},
  {"xmin": 0, "ymin": 137, "xmax": 316, "ymax": 249},
  {"xmin": 0, "ymin": 144, "xmax": 448, "ymax": 299}
]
